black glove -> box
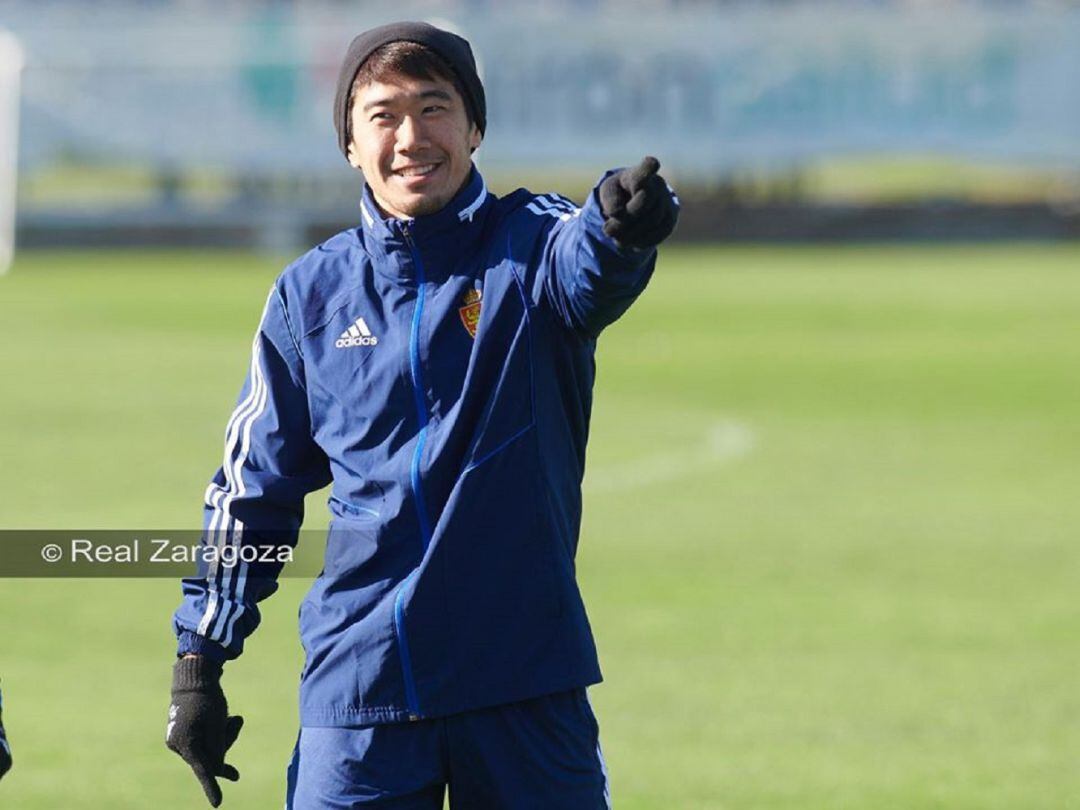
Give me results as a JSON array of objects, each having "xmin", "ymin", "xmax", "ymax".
[
  {"xmin": 167, "ymin": 656, "xmax": 243, "ymax": 807},
  {"xmin": 599, "ymin": 156, "xmax": 679, "ymax": 249},
  {"xmin": 0, "ymin": 687, "xmax": 11, "ymax": 781}
]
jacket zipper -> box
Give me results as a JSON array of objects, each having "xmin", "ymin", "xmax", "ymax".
[{"xmin": 394, "ymin": 221, "xmax": 430, "ymax": 720}]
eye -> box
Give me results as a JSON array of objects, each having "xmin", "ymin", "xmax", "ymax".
[
  {"xmin": 370, "ymin": 112, "xmax": 394, "ymax": 123},
  {"xmin": 423, "ymin": 105, "xmax": 446, "ymax": 115}
]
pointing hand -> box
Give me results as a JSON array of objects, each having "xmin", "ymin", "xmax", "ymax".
[{"xmin": 599, "ymin": 156, "xmax": 680, "ymax": 249}]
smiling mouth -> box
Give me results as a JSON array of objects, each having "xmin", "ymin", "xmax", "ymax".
[{"xmin": 394, "ymin": 163, "xmax": 440, "ymax": 178}]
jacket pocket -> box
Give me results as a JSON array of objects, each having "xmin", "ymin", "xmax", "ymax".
[
  {"xmin": 328, "ymin": 493, "xmax": 383, "ymax": 523},
  {"xmin": 437, "ymin": 428, "xmax": 561, "ymax": 627}
]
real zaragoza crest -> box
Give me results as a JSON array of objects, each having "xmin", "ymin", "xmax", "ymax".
[{"xmin": 458, "ymin": 287, "xmax": 482, "ymax": 338}]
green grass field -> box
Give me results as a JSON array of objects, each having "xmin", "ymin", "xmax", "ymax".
[{"xmin": 1, "ymin": 244, "xmax": 1079, "ymax": 808}]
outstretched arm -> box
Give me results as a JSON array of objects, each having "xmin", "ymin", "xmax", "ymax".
[{"xmin": 539, "ymin": 156, "xmax": 680, "ymax": 338}]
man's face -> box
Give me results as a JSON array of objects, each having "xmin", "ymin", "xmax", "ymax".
[{"xmin": 348, "ymin": 72, "xmax": 481, "ymax": 220}]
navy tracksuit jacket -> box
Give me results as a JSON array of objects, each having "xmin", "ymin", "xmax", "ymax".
[{"xmin": 173, "ymin": 166, "xmax": 665, "ymax": 726}]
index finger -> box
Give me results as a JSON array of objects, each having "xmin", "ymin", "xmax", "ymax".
[
  {"xmin": 625, "ymin": 156, "xmax": 660, "ymax": 191},
  {"xmin": 186, "ymin": 751, "xmax": 223, "ymax": 807}
]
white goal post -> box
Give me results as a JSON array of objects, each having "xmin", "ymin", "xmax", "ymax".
[{"xmin": 0, "ymin": 29, "xmax": 24, "ymax": 275}]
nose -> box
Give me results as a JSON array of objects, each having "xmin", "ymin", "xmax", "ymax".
[{"xmin": 395, "ymin": 114, "xmax": 430, "ymax": 152}]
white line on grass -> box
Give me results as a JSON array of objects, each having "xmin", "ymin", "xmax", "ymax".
[{"xmin": 584, "ymin": 419, "xmax": 755, "ymax": 494}]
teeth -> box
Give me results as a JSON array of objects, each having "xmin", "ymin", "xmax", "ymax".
[{"xmin": 398, "ymin": 164, "xmax": 437, "ymax": 177}]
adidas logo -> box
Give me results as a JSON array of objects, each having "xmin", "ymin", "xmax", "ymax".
[
  {"xmin": 335, "ymin": 317, "xmax": 379, "ymax": 348},
  {"xmin": 166, "ymin": 704, "xmax": 178, "ymax": 742}
]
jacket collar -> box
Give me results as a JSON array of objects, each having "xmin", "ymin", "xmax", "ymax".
[{"xmin": 358, "ymin": 166, "xmax": 491, "ymax": 280}]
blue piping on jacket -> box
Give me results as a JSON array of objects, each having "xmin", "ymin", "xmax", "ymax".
[
  {"xmin": 393, "ymin": 571, "xmax": 421, "ymax": 718},
  {"xmin": 395, "ymin": 221, "xmax": 430, "ymax": 718}
]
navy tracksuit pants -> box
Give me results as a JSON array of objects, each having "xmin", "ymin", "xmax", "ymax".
[{"xmin": 286, "ymin": 688, "xmax": 611, "ymax": 809}]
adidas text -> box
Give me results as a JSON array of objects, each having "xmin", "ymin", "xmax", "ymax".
[{"xmin": 336, "ymin": 335, "xmax": 379, "ymax": 348}]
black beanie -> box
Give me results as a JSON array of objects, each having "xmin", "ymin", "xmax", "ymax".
[{"xmin": 333, "ymin": 21, "xmax": 486, "ymax": 161}]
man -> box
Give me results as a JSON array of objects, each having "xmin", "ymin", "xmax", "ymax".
[
  {"xmin": 167, "ymin": 20, "xmax": 678, "ymax": 809},
  {"xmin": 0, "ymin": 684, "xmax": 11, "ymax": 781}
]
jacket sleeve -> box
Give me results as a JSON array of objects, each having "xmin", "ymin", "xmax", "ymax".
[
  {"xmin": 537, "ymin": 169, "xmax": 672, "ymax": 338},
  {"xmin": 172, "ymin": 283, "xmax": 331, "ymax": 662}
]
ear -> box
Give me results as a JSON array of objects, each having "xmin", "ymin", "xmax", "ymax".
[
  {"xmin": 346, "ymin": 142, "xmax": 363, "ymax": 171},
  {"xmin": 468, "ymin": 124, "xmax": 482, "ymax": 153}
]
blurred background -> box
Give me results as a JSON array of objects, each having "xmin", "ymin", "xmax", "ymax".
[
  {"xmin": 1, "ymin": 1, "xmax": 1079, "ymax": 808},
  {"xmin": 3, "ymin": 0, "xmax": 1080, "ymax": 255}
]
